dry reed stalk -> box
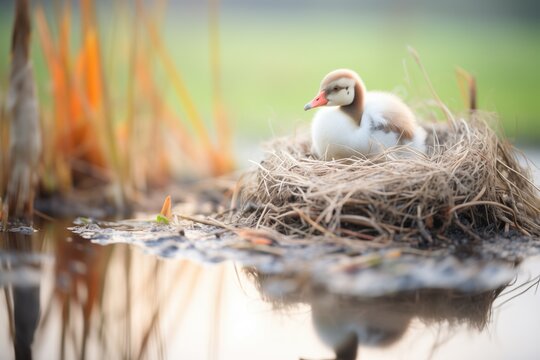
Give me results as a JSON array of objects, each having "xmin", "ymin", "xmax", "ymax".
[
  {"xmin": 456, "ymin": 67, "xmax": 477, "ymax": 112},
  {"xmin": 232, "ymin": 115, "xmax": 540, "ymax": 243},
  {"xmin": 33, "ymin": 0, "xmax": 235, "ymax": 207},
  {"xmin": 142, "ymin": 5, "xmax": 234, "ymax": 176},
  {"xmin": 35, "ymin": 7, "xmax": 72, "ymax": 192},
  {"xmin": 209, "ymin": 0, "xmax": 234, "ymax": 174},
  {"xmin": 36, "ymin": 1, "xmax": 129, "ymax": 209},
  {"xmin": 79, "ymin": 0, "xmax": 129, "ymax": 210},
  {"xmin": 5, "ymin": 0, "xmax": 42, "ymax": 219},
  {"xmin": 124, "ymin": 1, "xmax": 174, "ymax": 191},
  {"xmin": 144, "ymin": 19, "xmax": 215, "ymax": 157},
  {"xmin": 1, "ymin": 90, "xmax": 7, "ymax": 223},
  {"xmin": 131, "ymin": 46, "xmax": 208, "ymax": 183},
  {"xmin": 36, "ymin": 5, "xmax": 107, "ymax": 187}
]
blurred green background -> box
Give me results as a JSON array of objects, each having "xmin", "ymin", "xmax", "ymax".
[{"xmin": 1, "ymin": 0, "xmax": 539, "ymax": 146}]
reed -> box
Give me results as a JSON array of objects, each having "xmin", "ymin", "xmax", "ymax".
[
  {"xmin": 27, "ymin": 223, "xmax": 192, "ymax": 359},
  {"xmin": 3, "ymin": 0, "xmax": 41, "ymax": 221},
  {"xmin": 0, "ymin": 0, "xmax": 236, "ymax": 217}
]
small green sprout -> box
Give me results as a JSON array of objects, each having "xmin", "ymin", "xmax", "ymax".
[{"xmin": 156, "ymin": 214, "xmax": 170, "ymax": 225}]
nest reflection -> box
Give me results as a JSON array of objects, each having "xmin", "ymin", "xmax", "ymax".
[{"xmin": 244, "ymin": 268, "xmax": 508, "ymax": 360}]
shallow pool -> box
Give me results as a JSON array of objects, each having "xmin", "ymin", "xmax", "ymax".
[{"xmin": 1, "ymin": 222, "xmax": 540, "ymax": 360}]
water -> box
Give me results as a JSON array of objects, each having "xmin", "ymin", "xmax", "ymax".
[{"xmin": 1, "ymin": 222, "xmax": 539, "ymax": 360}]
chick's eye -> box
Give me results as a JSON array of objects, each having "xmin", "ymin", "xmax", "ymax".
[{"xmin": 333, "ymin": 86, "xmax": 339, "ymax": 91}]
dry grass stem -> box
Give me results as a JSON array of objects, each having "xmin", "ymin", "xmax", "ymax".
[{"xmin": 5, "ymin": 0, "xmax": 41, "ymax": 219}]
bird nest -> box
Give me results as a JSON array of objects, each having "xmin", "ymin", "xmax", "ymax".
[{"xmin": 232, "ymin": 115, "xmax": 540, "ymax": 245}]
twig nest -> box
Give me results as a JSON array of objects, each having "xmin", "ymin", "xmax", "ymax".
[{"xmin": 234, "ymin": 115, "xmax": 540, "ymax": 243}]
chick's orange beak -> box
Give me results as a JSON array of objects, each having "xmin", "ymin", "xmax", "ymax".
[{"xmin": 304, "ymin": 91, "xmax": 328, "ymax": 111}]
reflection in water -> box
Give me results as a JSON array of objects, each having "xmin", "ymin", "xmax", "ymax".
[
  {"xmin": 1, "ymin": 231, "xmax": 41, "ymax": 360},
  {"xmin": 244, "ymin": 269, "xmax": 507, "ymax": 360},
  {"xmin": 0, "ymin": 222, "xmax": 200, "ymax": 360},
  {"xmin": 1, "ymin": 222, "xmax": 539, "ymax": 359}
]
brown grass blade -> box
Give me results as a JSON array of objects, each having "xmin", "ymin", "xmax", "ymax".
[
  {"xmin": 407, "ymin": 46, "xmax": 454, "ymax": 123},
  {"xmin": 135, "ymin": 56, "xmax": 197, "ymax": 153},
  {"xmin": 0, "ymin": 94, "xmax": 7, "ymax": 208},
  {"xmin": 77, "ymin": 0, "xmax": 128, "ymax": 209},
  {"xmin": 209, "ymin": 0, "xmax": 234, "ymax": 174},
  {"xmin": 142, "ymin": 13, "xmax": 226, "ymax": 174},
  {"xmin": 145, "ymin": 20, "xmax": 211, "ymax": 146},
  {"xmin": 159, "ymin": 195, "xmax": 172, "ymax": 219},
  {"xmin": 456, "ymin": 67, "xmax": 477, "ymax": 112},
  {"xmin": 125, "ymin": 1, "xmax": 141, "ymax": 191},
  {"xmin": 36, "ymin": 6, "xmax": 77, "ymax": 191}
]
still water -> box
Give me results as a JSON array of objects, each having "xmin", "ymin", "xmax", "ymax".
[{"xmin": 1, "ymin": 222, "xmax": 540, "ymax": 360}]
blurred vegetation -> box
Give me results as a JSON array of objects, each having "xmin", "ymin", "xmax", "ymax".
[
  {"xmin": 0, "ymin": 223, "xmax": 210, "ymax": 359},
  {"xmin": 0, "ymin": 3, "xmax": 539, "ymax": 209},
  {"xmin": 1, "ymin": 1, "xmax": 235, "ymax": 212},
  {"xmin": 2, "ymin": 6, "xmax": 540, "ymax": 144},
  {"xmin": 165, "ymin": 10, "xmax": 540, "ymax": 143}
]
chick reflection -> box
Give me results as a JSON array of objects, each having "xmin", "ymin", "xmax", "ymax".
[
  {"xmin": 310, "ymin": 292, "xmax": 410, "ymax": 359},
  {"xmin": 244, "ymin": 269, "xmax": 505, "ymax": 360}
]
